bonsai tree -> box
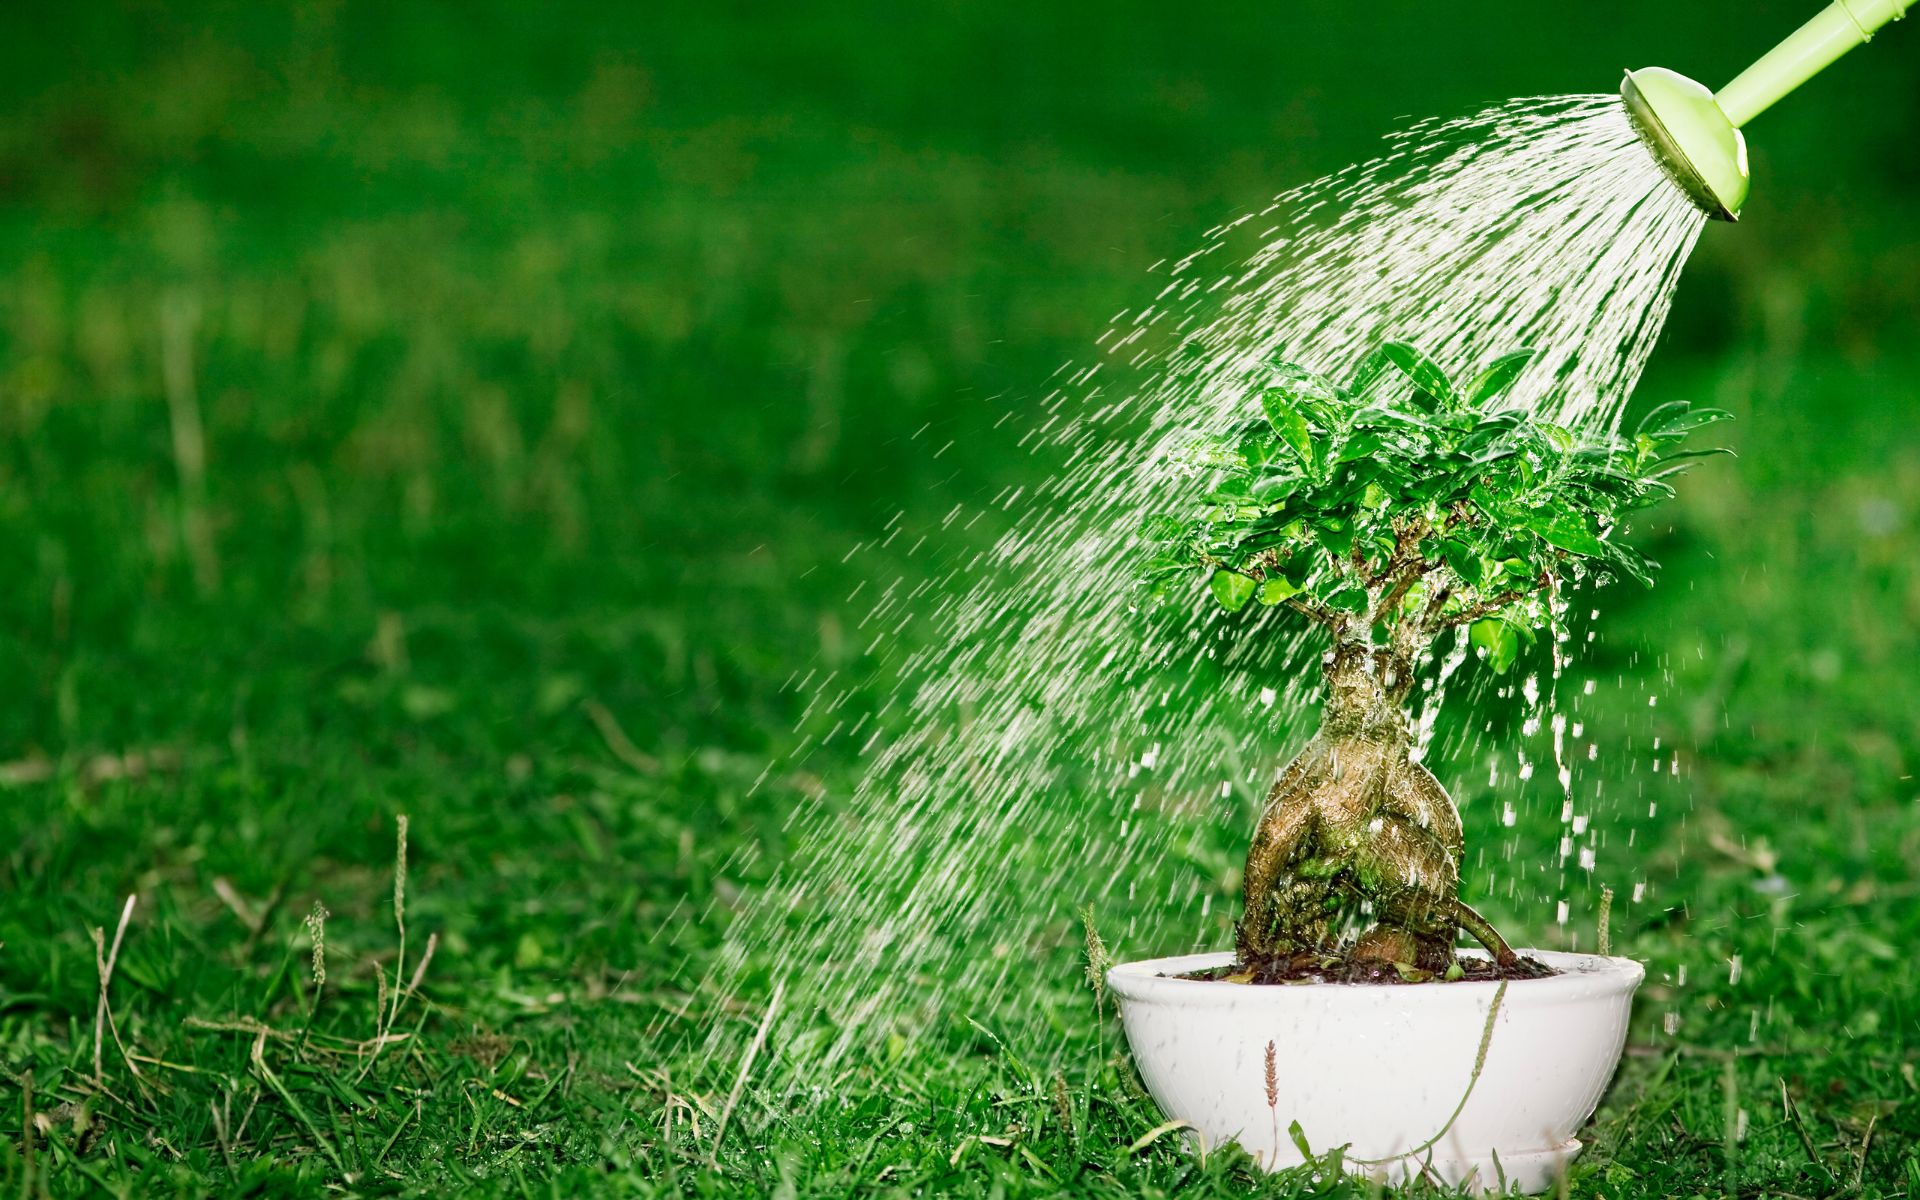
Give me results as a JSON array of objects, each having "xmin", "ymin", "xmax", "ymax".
[{"xmin": 1148, "ymin": 341, "xmax": 1729, "ymax": 977}]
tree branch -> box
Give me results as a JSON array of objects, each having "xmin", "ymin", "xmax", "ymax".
[
  {"xmin": 1366, "ymin": 518, "xmax": 1433, "ymax": 626},
  {"xmin": 1435, "ymin": 578, "xmax": 1554, "ymax": 630},
  {"xmin": 1348, "ymin": 542, "xmax": 1375, "ymax": 587},
  {"xmin": 1283, "ymin": 595, "xmax": 1340, "ymax": 628},
  {"xmin": 1370, "ymin": 558, "xmax": 1433, "ymax": 625}
]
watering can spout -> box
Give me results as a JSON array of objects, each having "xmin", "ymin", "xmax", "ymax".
[
  {"xmin": 1620, "ymin": 68, "xmax": 1749, "ymax": 222},
  {"xmin": 1622, "ymin": 0, "xmax": 1910, "ymax": 221}
]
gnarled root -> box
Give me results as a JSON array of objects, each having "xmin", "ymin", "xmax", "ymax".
[
  {"xmin": 1237, "ymin": 748, "xmax": 1325, "ymax": 961},
  {"xmin": 1237, "ymin": 729, "xmax": 1524, "ymax": 973},
  {"xmin": 1450, "ymin": 898, "xmax": 1520, "ymax": 969}
]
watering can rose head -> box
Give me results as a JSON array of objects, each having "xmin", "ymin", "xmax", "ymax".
[
  {"xmin": 1145, "ymin": 341, "xmax": 1731, "ymax": 976},
  {"xmin": 1148, "ymin": 341, "xmax": 1731, "ymax": 678}
]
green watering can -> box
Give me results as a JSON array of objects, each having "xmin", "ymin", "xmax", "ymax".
[{"xmin": 1624, "ymin": 0, "xmax": 1910, "ymax": 219}]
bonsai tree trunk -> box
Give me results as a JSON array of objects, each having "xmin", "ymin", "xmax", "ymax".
[{"xmin": 1237, "ymin": 639, "xmax": 1519, "ymax": 972}]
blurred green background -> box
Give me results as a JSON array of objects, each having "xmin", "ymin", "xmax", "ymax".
[{"xmin": 1, "ymin": 1, "xmax": 1917, "ymax": 1195}]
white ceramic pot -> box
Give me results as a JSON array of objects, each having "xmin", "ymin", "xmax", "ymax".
[{"xmin": 1108, "ymin": 949, "xmax": 1643, "ymax": 1194}]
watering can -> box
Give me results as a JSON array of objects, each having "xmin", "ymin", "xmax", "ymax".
[{"xmin": 1623, "ymin": 0, "xmax": 1910, "ymax": 219}]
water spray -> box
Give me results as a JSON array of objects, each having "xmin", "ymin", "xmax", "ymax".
[{"xmin": 1624, "ymin": 0, "xmax": 1910, "ymax": 220}]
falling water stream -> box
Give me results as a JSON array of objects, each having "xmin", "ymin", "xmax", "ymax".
[{"xmin": 697, "ymin": 95, "xmax": 1707, "ymax": 1082}]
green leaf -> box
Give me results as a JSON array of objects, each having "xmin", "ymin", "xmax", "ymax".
[
  {"xmin": 1237, "ymin": 429, "xmax": 1280, "ymax": 467},
  {"xmin": 1335, "ymin": 428, "xmax": 1388, "ymax": 464},
  {"xmin": 1379, "ymin": 341, "xmax": 1455, "ymax": 409},
  {"xmin": 1204, "ymin": 476, "xmax": 1251, "ymax": 504},
  {"xmin": 1208, "ymin": 570, "xmax": 1256, "ymax": 612},
  {"xmin": 1261, "ymin": 396, "xmax": 1317, "ymax": 476},
  {"xmin": 1665, "ymin": 408, "xmax": 1734, "ymax": 433},
  {"xmin": 1468, "ymin": 483, "xmax": 1517, "ymax": 523},
  {"xmin": 1634, "ymin": 400, "xmax": 1688, "ymax": 435},
  {"xmin": 1654, "ymin": 446, "xmax": 1735, "ymax": 467},
  {"xmin": 1571, "ymin": 467, "xmax": 1646, "ymax": 501},
  {"xmin": 1467, "ymin": 411, "xmax": 1525, "ymax": 436},
  {"xmin": 1523, "ymin": 508, "xmax": 1607, "ymax": 557},
  {"xmin": 1465, "ymin": 349, "xmax": 1536, "ymax": 405},
  {"xmin": 1264, "ymin": 360, "xmax": 1342, "ymax": 412},
  {"xmin": 1350, "ymin": 407, "xmax": 1443, "ymax": 451},
  {"xmin": 1348, "ymin": 346, "xmax": 1392, "ymax": 397},
  {"xmin": 1470, "ymin": 619, "xmax": 1521, "ymax": 674},
  {"xmin": 1287, "ymin": 1120, "xmax": 1315, "ymax": 1160},
  {"xmin": 1250, "ymin": 472, "xmax": 1299, "ymax": 504},
  {"xmin": 1140, "ymin": 514, "xmax": 1186, "ymax": 540},
  {"xmin": 1439, "ymin": 538, "xmax": 1484, "ymax": 587},
  {"xmin": 1622, "ymin": 478, "xmax": 1679, "ymax": 507},
  {"xmin": 1637, "ymin": 401, "xmax": 1733, "ymax": 438},
  {"xmin": 1325, "ymin": 584, "xmax": 1369, "ymax": 613},
  {"xmin": 1486, "ymin": 557, "xmax": 1533, "ymax": 588},
  {"xmin": 1227, "ymin": 533, "xmax": 1292, "ymax": 563},
  {"xmin": 1256, "ymin": 576, "xmax": 1300, "ymax": 605},
  {"xmin": 1605, "ymin": 543, "xmax": 1657, "ymax": 588},
  {"xmin": 1312, "ymin": 518, "xmax": 1354, "ymax": 557}
]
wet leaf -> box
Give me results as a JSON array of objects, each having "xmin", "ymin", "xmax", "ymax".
[
  {"xmin": 1347, "ymin": 345, "xmax": 1392, "ymax": 396},
  {"xmin": 1523, "ymin": 508, "xmax": 1607, "ymax": 557},
  {"xmin": 1256, "ymin": 576, "xmax": 1300, "ymax": 606},
  {"xmin": 1470, "ymin": 619, "xmax": 1520, "ymax": 673},
  {"xmin": 1335, "ymin": 428, "xmax": 1387, "ymax": 463},
  {"xmin": 1637, "ymin": 400, "xmax": 1733, "ymax": 438},
  {"xmin": 1465, "ymin": 348, "xmax": 1536, "ymax": 404},
  {"xmin": 1262, "ymin": 396, "xmax": 1317, "ymax": 476},
  {"xmin": 1325, "ymin": 584, "xmax": 1369, "ymax": 613},
  {"xmin": 1263, "ymin": 360, "xmax": 1342, "ymax": 411},
  {"xmin": 1379, "ymin": 341, "xmax": 1455, "ymax": 409},
  {"xmin": 1439, "ymin": 538, "xmax": 1484, "ymax": 586},
  {"xmin": 1313, "ymin": 518, "xmax": 1354, "ymax": 557},
  {"xmin": 1208, "ymin": 570, "xmax": 1256, "ymax": 612},
  {"xmin": 1251, "ymin": 473, "xmax": 1299, "ymax": 503}
]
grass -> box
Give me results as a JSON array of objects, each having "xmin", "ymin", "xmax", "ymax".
[{"xmin": 2, "ymin": 1, "xmax": 1919, "ymax": 1195}]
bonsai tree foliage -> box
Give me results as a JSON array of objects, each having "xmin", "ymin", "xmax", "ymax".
[{"xmin": 1150, "ymin": 341, "xmax": 1729, "ymax": 976}]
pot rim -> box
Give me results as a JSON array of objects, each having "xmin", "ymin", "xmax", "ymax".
[{"xmin": 1108, "ymin": 948, "xmax": 1644, "ymax": 1007}]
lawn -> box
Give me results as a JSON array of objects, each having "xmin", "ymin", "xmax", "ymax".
[{"xmin": 1, "ymin": 2, "xmax": 1917, "ymax": 1196}]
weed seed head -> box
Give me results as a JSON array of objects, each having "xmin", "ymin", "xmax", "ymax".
[{"xmin": 304, "ymin": 902, "xmax": 329, "ymax": 989}]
